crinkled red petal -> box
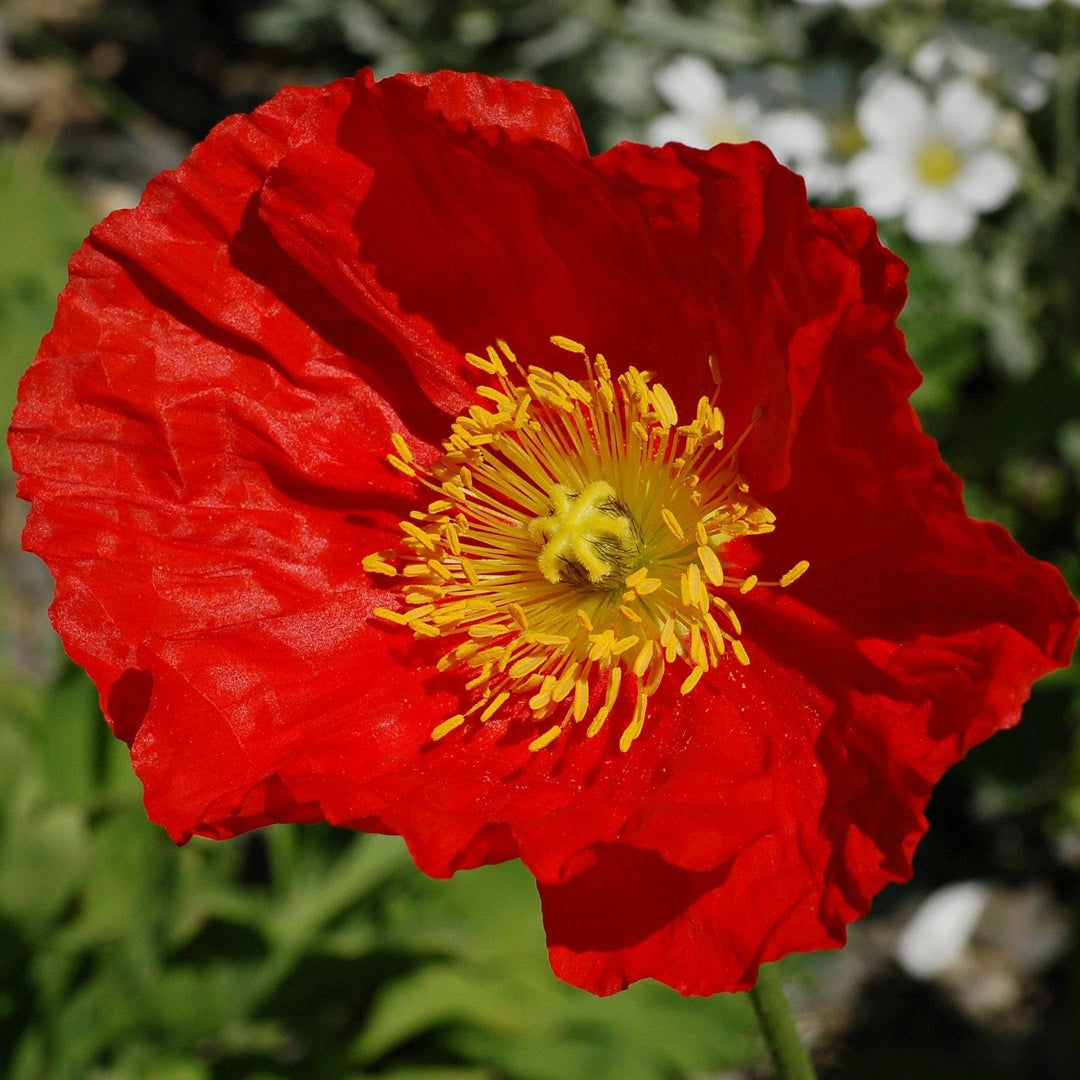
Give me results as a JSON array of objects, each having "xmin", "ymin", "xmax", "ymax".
[{"xmin": 9, "ymin": 70, "xmax": 1078, "ymax": 998}]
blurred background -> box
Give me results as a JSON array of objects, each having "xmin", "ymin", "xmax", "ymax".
[{"xmin": 1, "ymin": 0, "xmax": 1079, "ymax": 1077}]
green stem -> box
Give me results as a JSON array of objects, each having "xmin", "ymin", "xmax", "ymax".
[{"xmin": 748, "ymin": 963, "xmax": 817, "ymax": 1080}]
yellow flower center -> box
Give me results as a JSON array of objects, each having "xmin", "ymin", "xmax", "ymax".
[
  {"xmin": 915, "ymin": 140, "xmax": 962, "ymax": 188},
  {"xmin": 530, "ymin": 481, "xmax": 639, "ymax": 588},
  {"xmin": 364, "ymin": 337, "xmax": 807, "ymax": 753}
]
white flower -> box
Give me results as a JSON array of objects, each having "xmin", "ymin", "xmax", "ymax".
[
  {"xmin": 648, "ymin": 55, "xmax": 836, "ymax": 197},
  {"xmin": 848, "ymin": 74, "xmax": 1020, "ymax": 243},
  {"xmin": 911, "ymin": 29, "xmax": 1057, "ymax": 112},
  {"xmin": 648, "ymin": 55, "xmax": 763, "ymax": 148},
  {"xmin": 895, "ymin": 882, "xmax": 991, "ymax": 979}
]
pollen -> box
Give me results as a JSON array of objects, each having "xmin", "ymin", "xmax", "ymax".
[{"xmin": 365, "ymin": 338, "xmax": 807, "ymax": 753}]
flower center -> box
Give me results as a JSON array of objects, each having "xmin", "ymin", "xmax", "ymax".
[
  {"xmin": 915, "ymin": 140, "xmax": 962, "ymax": 187},
  {"xmin": 530, "ymin": 481, "xmax": 641, "ymax": 588},
  {"xmin": 364, "ymin": 337, "xmax": 807, "ymax": 754}
]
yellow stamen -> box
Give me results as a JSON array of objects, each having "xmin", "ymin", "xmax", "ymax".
[
  {"xmin": 431, "ymin": 714, "xmax": 465, "ymax": 740},
  {"xmin": 781, "ymin": 560, "xmax": 810, "ymax": 587},
  {"xmin": 361, "ymin": 338, "xmax": 806, "ymax": 756}
]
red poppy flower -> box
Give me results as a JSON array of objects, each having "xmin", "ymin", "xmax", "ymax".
[{"xmin": 10, "ymin": 69, "xmax": 1078, "ymax": 997}]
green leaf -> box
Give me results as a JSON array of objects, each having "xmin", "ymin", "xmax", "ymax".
[{"xmin": 0, "ymin": 144, "xmax": 95, "ymax": 425}]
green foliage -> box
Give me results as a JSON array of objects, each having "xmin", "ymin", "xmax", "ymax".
[
  {"xmin": 0, "ymin": 145, "xmax": 96, "ymax": 428},
  {"xmin": 0, "ymin": 663, "xmax": 760, "ymax": 1080}
]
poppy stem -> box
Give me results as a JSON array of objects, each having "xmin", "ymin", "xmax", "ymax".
[{"xmin": 747, "ymin": 962, "xmax": 817, "ymax": 1080}]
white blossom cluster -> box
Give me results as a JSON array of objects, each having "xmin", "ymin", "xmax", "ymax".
[{"xmin": 646, "ymin": 28, "xmax": 1058, "ymax": 245}]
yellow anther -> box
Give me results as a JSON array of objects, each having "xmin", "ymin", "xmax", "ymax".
[
  {"xmin": 387, "ymin": 454, "xmax": 416, "ymax": 477},
  {"xmin": 373, "ymin": 607, "xmax": 410, "ymax": 626},
  {"xmin": 400, "ymin": 521, "xmax": 436, "ymax": 551},
  {"xmin": 660, "ymin": 617, "xmax": 676, "ymax": 650},
  {"xmin": 476, "ymin": 385, "xmax": 512, "ymax": 407},
  {"xmin": 509, "ymin": 654, "xmax": 543, "ymax": 678},
  {"xmin": 680, "ymin": 665, "xmax": 706, "ymax": 695},
  {"xmin": 465, "ymin": 350, "xmax": 499, "ymax": 374},
  {"xmin": 431, "ymin": 714, "xmax": 465, "ymax": 740},
  {"xmin": 442, "ymin": 522, "xmax": 460, "ymax": 557},
  {"xmin": 529, "ymin": 675, "xmax": 557, "ymax": 712},
  {"xmin": 619, "ymin": 691, "xmax": 648, "ymax": 753},
  {"xmin": 465, "ymin": 665, "xmax": 494, "ymax": 690},
  {"xmin": 572, "ymin": 678, "xmax": 589, "ymax": 722},
  {"xmin": 644, "ymin": 655, "xmax": 665, "ymax": 695},
  {"xmin": 633, "ymin": 639, "xmax": 654, "ymax": 677},
  {"xmin": 780, "ymin": 560, "xmax": 810, "ymax": 587},
  {"xmin": 390, "ymin": 432, "xmax": 413, "ymax": 462},
  {"xmin": 512, "ymin": 393, "xmax": 532, "ymax": 428},
  {"xmin": 739, "ymin": 574, "xmax": 758, "ymax": 594},
  {"xmin": 552, "ymin": 664, "xmax": 579, "ymax": 702},
  {"xmin": 362, "ymin": 553, "xmax": 397, "ymax": 576},
  {"xmin": 588, "ymin": 630, "xmax": 615, "ymax": 662},
  {"xmin": 529, "ymin": 724, "xmax": 563, "ymax": 751},
  {"xmin": 587, "ymin": 666, "xmax": 622, "ymax": 737},
  {"xmin": 732, "ymin": 639, "xmax": 750, "ymax": 666},
  {"xmin": 661, "ymin": 507, "xmax": 685, "ymax": 541},
  {"xmin": 651, "ymin": 383, "xmax": 678, "ymax": 427},
  {"xmin": 702, "ymin": 612, "xmax": 726, "ymax": 656},
  {"xmin": 695, "ymin": 547, "xmax": 721, "ymax": 587},
  {"xmin": 550, "ymin": 335, "xmax": 586, "ymax": 353}
]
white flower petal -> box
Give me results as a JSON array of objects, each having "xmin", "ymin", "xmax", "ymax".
[
  {"xmin": 801, "ymin": 160, "xmax": 847, "ymax": 200},
  {"xmin": 906, "ymin": 190, "xmax": 976, "ymax": 243},
  {"xmin": 847, "ymin": 149, "xmax": 915, "ymax": 218},
  {"xmin": 1014, "ymin": 74, "xmax": 1051, "ymax": 113},
  {"xmin": 911, "ymin": 40, "xmax": 948, "ymax": 82},
  {"xmin": 646, "ymin": 114, "xmax": 714, "ymax": 149},
  {"xmin": 937, "ymin": 78, "xmax": 999, "ymax": 149},
  {"xmin": 757, "ymin": 109, "xmax": 828, "ymax": 163},
  {"xmin": 654, "ymin": 55, "xmax": 728, "ymax": 115},
  {"xmin": 857, "ymin": 74, "xmax": 929, "ymax": 148},
  {"xmin": 728, "ymin": 98, "xmax": 764, "ymax": 136},
  {"xmin": 895, "ymin": 882, "xmax": 991, "ymax": 979},
  {"xmin": 954, "ymin": 150, "xmax": 1020, "ymax": 211}
]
